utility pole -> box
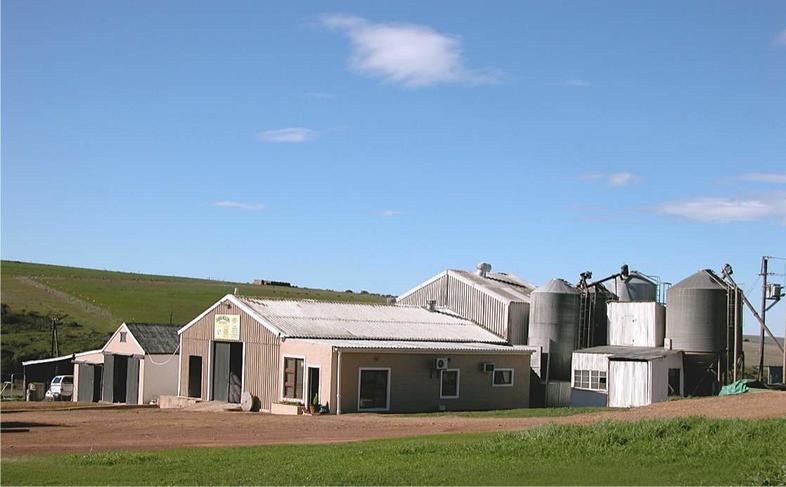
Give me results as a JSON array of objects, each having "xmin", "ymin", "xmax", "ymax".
[
  {"xmin": 50, "ymin": 317, "xmax": 59, "ymax": 357},
  {"xmin": 758, "ymin": 257, "xmax": 768, "ymax": 381}
]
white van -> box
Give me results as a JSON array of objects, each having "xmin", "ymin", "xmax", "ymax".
[{"xmin": 45, "ymin": 375, "xmax": 73, "ymax": 401}]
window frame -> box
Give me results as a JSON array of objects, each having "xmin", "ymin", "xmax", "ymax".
[
  {"xmin": 492, "ymin": 368, "xmax": 515, "ymax": 387},
  {"xmin": 439, "ymin": 369, "xmax": 460, "ymax": 399},
  {"xmin": 281, "ymin": 355, "xmax": 305, "ymax": 403},
  {"xmin": 357, "ymin": 367, "xmax": 391, "ymax": 412},
  {"xmin": 573, "ymin": 369, "xmax": 607, "ymax": 391},
  {"xmin": 119, "ymin": 332, "xmax": 127, "ymax": 343}
]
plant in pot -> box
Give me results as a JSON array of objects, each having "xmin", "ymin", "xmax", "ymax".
[{"xmin": 309, "ymin": 393, "xmax": 319, "ymax": 414}]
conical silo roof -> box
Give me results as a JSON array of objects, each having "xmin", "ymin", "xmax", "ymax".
[
  {"xmin": 532, "ymin": 279, "xmax": 578, "ymax": 295},
  {"xmin": 669, "ymin": 269, "xmax": 725, "ymax": 291}
]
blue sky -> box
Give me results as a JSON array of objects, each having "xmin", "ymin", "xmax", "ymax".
[{"xmin": 2, "ymin": 1, "xmax": 785, "ymax": 333}]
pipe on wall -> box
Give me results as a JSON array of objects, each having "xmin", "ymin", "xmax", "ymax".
[{"xmin": 336, "ymin": 350, "xmax": 342, "ymax": 415}]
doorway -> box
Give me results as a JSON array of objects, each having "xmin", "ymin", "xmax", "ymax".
[
  {"xmin": 212, "ymin": 342, "xmax": 243, "ymax": 403},
  {"xmin": 307, "ymin": 367, "xmax": 320, "ymax": 405},
  {"xmin": 188, "ymin": 356, "xmax": 203, "ymax": 398},
  {"xmin": 112, "ymin": 355, "xmax": 128, "ymax": 403}
]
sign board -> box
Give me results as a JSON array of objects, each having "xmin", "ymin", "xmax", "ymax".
[{"xmin": 214, "ymin": 314, "xmax": 241, "ymax": 341}]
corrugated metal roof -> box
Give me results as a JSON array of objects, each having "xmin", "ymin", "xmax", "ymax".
[
  {"xmin": 448, "ymin": 270, "xmax": 532, "ymax": 303},
  {"xmin": 294, "ymin": 338, "xmax": 533, "ymax": 353},
  {"xmin": 125, "ymin": 323, "xmax": 181, "ymax": 354},
  {"xmin": 533, "ymin": 278, "xmax": 579, "ymax": 295},
  {"xmin": 574, "ymin": 345, "xmax": 682, "ymax": 361},
  {"xmin": 237, "ymin": 298, "xmax": 506, "ymax": 343}
]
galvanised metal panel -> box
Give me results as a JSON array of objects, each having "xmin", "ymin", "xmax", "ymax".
[
  {"xmin": 212, "ymin": 342, "xmax": 231, "ymax": 402},
  {"xmin": 665, "ymin": 270, "xmax": 728, "ymax": 353},
  {"xmin": 507, "ymin": 302, "xmax": 530, "ymax": 345},
  {"xmin": 528, "ymin": 279, "xmax": 579, "ymax": 381},
  {"xmin": 607, "ymin": 302, "xmax": 666, "ymax": 347},
  {"xmin": 605, "ymin": 272, "xmax": 657, "ymax": 302},
  {"xmin": 102, "ymin": 353, "xmax": 114, "ymax": 403},
  {"xmin": 397, "ymin": 273, "xmax": 449, "ymax": 307},
  {"xmin": 608, "ymin": 360, "xmax": 650, "ymax": 407},
  {"xmin": 78, "ymin": 364, "xmax": 94, "ymax": 402},
  {"xmin": 180, "ymin": 338, "xmax": 210, "ymax": 398},
  {"xmin": 126, "ymin": 357, "xmax": 140, "ymax": 405}
]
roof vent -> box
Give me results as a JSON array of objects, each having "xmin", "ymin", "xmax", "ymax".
[
  {"xmin": 426, "ymin": 300, "xmax": 437, "ymax": 312},
  {"xmin": 476, "ymin": 262, "xmax": 492, "ymax": 278}
]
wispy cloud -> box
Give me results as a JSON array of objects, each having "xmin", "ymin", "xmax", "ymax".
[
  {"xmin": 561, "ymin": 79, "xmax": 590, "ymax": 88},
  {"xmin": 654, "ymin": 191, "xmax": 786, "ymax": 224},
  {"xmin": 582, "ymin": 172, "xmax": 640, "ymax": 187},
  {"xmin": 376, "ymin": 209, "xmax": 402, "ymax": 217},
  {"xmin": 773, "ymin": 28, "xmax": 786, "ymax": 47},
  {"xmin": 257, "ymin": 127, "xmax": 317, "ymax": 143},
  {"xmin": 213, "ymin": 201, "xmax": 267, "ymax": 211},
  {"xmin": 738, "ymin": 172, "xmax": 786, "ymax": 184},
  {"xmin": 320, "ymin": 14, "xmax": 499, "ymax": 87}
]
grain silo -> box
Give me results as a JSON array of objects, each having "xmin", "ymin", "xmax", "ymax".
[
  {"xmin": 605, "ymin": 271, "xmax": 658, "ymax": 302},
  {"xmin": 528, "ymin": 279, "xmax": 580, "ymax": 382},
  {"xmin": 665, "ymin": 269, "xmax": 741, "ymax": 395}
]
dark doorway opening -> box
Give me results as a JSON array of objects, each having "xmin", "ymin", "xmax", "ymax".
[
  {"xmin": 308, "ymin": 367, "xmax": 320, "ymax": 405},
  {"xmin": 668, "ymin": 368, "xmax": 681, "ymax": 396},
  {"xmin": 212, "ymin": 342, "xmax": 243, "ymax": 403},
  {"xmin": 92, "ymin": 365, "xmax": 103, "ymax": 402},
  {"xmin": 112, "ymin": 355, "xmax": 128, "ymax": 403},
  {"xmin": 188, "ymin": 356, "xmax": 203, "ymax": 398}
]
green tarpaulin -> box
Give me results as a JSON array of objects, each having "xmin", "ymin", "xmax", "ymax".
[{"xmin": 719, "ymin": 379, "xmax": 756, "ymax": 396}]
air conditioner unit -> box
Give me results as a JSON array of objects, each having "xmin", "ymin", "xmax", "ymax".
[
  {"xmin": 434, "ymin": 358, "xmax": 449, "ymax": 370},
  {"xmin": 481, "ymin": 362, "xmax": 495, "ymax": 373}
]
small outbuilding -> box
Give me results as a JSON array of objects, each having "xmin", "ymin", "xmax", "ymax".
[
  {"xmin": 571, "ymin": 345, "xmax": 683, "ymax": 408},
  {"xmin": 99, "ymin": 322, "xmax": 180, "ymax": 404},
  {"xmin": 177, "ymin": 295, "xmax": 533, "ymax": 413},
  {"xmin": 22, "ymin": 354, "xmax": 76, "ymax": 400}
]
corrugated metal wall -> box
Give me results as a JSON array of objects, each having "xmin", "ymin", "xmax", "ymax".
[
  {"xmin": 608, "ymin": 302, "xmax": 665, "ymax": 347},
  {"xmin": 507, "ymin": 302, "xmax": 530, "ymax": 345},
  {"xmin": 179, "ymin": 299, "xmax": 281, "ymax": 411},
  {"xmin": 608, "ymin": 360, "xmax": 650, "ymax": 407},
  {"xmin": 398, "ymin": 272, "xmax": 513, "ymax": 341}
]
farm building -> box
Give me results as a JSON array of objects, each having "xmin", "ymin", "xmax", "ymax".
[
  {"xmin": 22, "ymin": 354, "xmax": 78, "ymax": 400},
  {"xmin": 177, "ymin": 295, "xmax": 532, "ymax": 414},
  {"xmin": 570, "ymin": 346, "xmax": 684, "ymax": 408},
  {"xmin": 80, "ymin": 322, "xmax": 181, "ymax": 404},
  {"xmin": 397, "ymin": 263, "xmax": 535, "ymax": 344}
]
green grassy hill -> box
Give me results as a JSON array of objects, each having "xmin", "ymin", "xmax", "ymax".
[{"xmin": 1, "ymin": 260, "xmax": 387, "ymax": 376}]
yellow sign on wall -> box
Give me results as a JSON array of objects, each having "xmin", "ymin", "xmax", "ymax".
[{"xmin": 214, "ymin": 314, "xmax": 241, "ymax": 341}]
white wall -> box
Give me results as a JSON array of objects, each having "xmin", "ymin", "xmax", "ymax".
[
  {"xmin": 609, "ymin": 360, "xmax": 650, "ymax": 407},
  {"xmin": 608, "ymin": 302, "xmax": 665, "ymax": 347},
  {"xmin": 142, "ymin": 354, "xmax": 179, "ymax": 404},
  {"xmin": 649, "ymin": 353, "xmax": 684, "ymax": 403}
]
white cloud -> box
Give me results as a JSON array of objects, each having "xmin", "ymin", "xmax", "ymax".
[
  {"xmin": 773, "ymin": 28, "xmax": 786, "ymax": 47},
  {"xmin": 582, "ymin": 172, "xmax": 640, "ymax": 187},
  {"xmin": 376, "ymin": 209, "xmax": 401, "ymax": 217},
  {"xmin": 320, "ymin": 14, "xmax": 498, "ymax": 87},
  {"xmin": 738, "ymin": 172, "xmax": 786, "ymax": 184},
  {"xmin": 561, "ymin": 79, "xmax": 590, "ymax": 88},
  {"xmin": 213, "ymin": 201, "xmax": 267, "ymax": 211},
  {"xmin": 257, "ymin": 128, "xmax": 316, "ymax": 143},
  {"xmin": 654, "ymin": 191, "xmax": 786, "ymax": 224}
]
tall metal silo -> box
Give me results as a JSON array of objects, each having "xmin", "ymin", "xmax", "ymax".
[
  {"xmin": 528, "ymin": 279, "xmax": 580, "ymax": 381},
  {"xmin": 606, "ymin": 271, "xmax": 658, "ymax": 302},
  {"xmin": 665, "ymin": 269, "xmax": 735, "ymax": 395}
]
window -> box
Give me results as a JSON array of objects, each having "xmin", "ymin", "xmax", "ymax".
[
  {"xmin": 492, "ymin": 368, "xmax": 514, "ymax": 387},
  {"xmin": 440, "ymin": 369, "xmax": 460, "ymax": 399},
  {"xmin": 358, "ymin": 368, "xmax": 390, "ymax": 410},
  {"xmin": 119, "ymin": 332, "xmax": 127, "ymax": 343},
  {"xmin": 52, "ymin": 377, "xmax": 62, "ymax": 384},
  {"xmin": 573, "ymin": 369, "xmax": 607, "ymax": 391},
  {"xmin": 62, "ymin": 377, "xmax": 73, "ymax": 384},
  {"xmin": 282, "ymin": 357, "xmax": 304, "ymax": 400}
]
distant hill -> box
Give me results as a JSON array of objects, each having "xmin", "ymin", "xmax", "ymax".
[{"xmin": 1, "ymin": 260, "xmax": 388, "ymax": 376}]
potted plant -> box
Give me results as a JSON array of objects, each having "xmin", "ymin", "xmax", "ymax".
[{"xmin": 309, "ymin": 393, "xmax": 319, "ymax": 414}]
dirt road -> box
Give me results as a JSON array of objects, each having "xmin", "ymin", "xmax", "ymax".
[{"xmin": 2, "ymin": 391, "xmax": 784, "ymax": 456}]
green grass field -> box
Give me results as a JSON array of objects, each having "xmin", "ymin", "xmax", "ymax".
[
  {"xmin": 1, "ymin": 260, "xmax": 387, "ymax": 375},
  {"xmin": 2, "ymin": 417, "xmax": 784, "ymax": 485}
]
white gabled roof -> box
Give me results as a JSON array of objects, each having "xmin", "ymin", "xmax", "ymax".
[
  {"xmin": 238, "ymin": 297, "xmax": 506, "ymax": 343},
  {"xmin": 179, "ymin": 294, "xmax": 510, "ymax": 343},
  {"xmin": 398, "ymin": 268, "xmax": 534, "ymax": 305},
  {"xmin": 296, "ymin": 339, "xmax": 533, "ymax": 353}
]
